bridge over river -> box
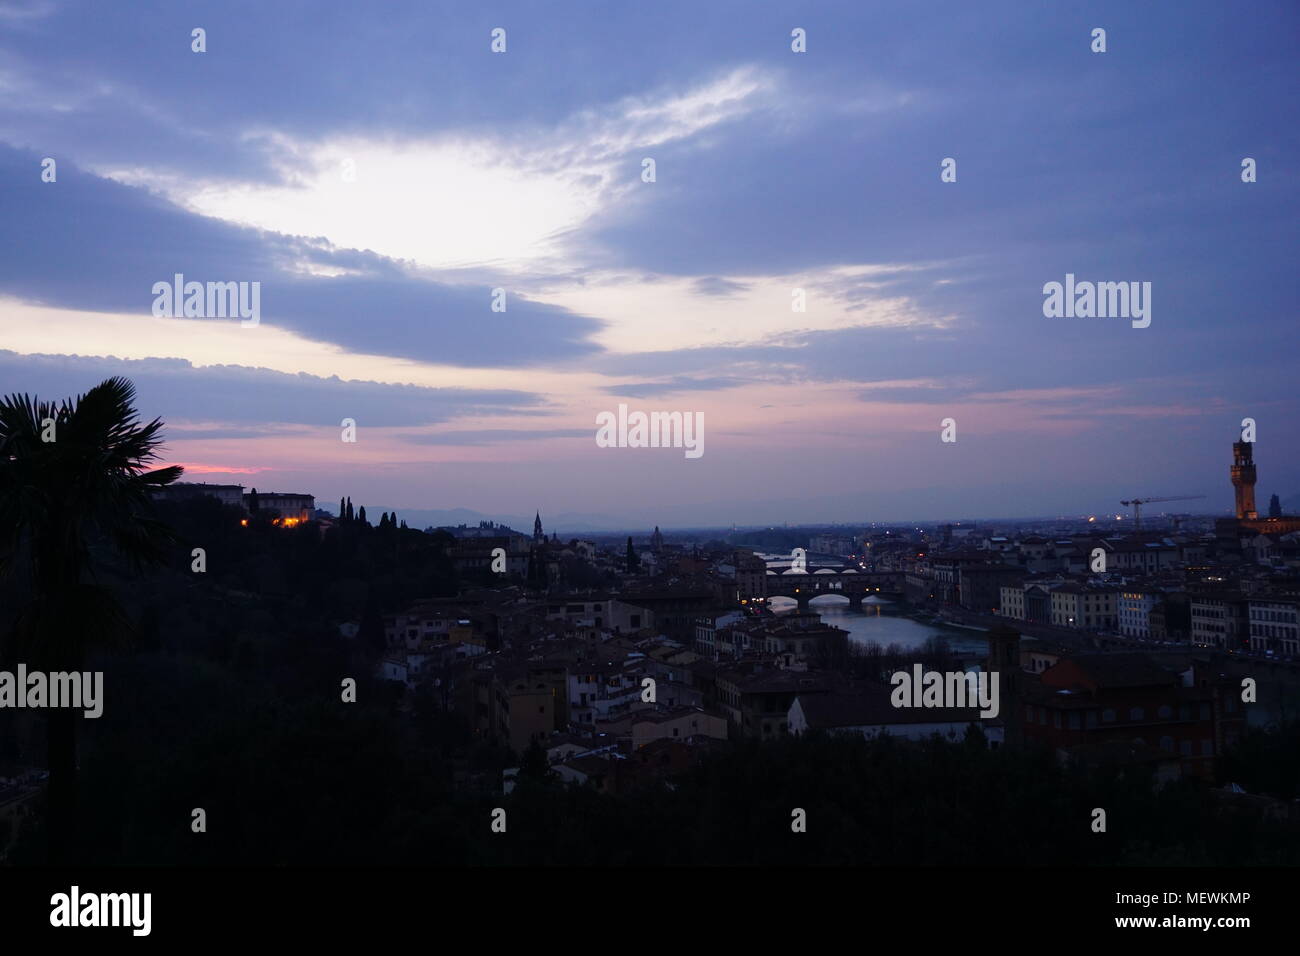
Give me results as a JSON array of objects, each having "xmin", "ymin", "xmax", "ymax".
[{"xmin": 764, "ymin": 567, "xmax": 905, "ymax": 607}]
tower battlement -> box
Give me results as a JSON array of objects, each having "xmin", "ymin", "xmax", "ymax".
[{"xmin": 1230, "ymin": 440, "xmax": 1257, "ymax": 520}]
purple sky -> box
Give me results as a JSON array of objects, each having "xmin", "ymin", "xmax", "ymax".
[{"xmin": 2, "ymin": 0, "xmax": 1297, "ymax": 528}]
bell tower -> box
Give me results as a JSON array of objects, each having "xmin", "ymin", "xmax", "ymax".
[{"xmin": 1231, "ymin": 441, "xmax": 1257, "ymax": 520}]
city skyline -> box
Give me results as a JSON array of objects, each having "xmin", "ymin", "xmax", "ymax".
[
  {"xmin": 2, "ymin": 1, "xmax": 1297, "ymax": 527},
  {"xmin": 150, "ymin": 431, "xmax": 1294, "ymax": 534}
]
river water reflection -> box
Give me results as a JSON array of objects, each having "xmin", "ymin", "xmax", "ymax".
[{"xmin": 769, "ymin": 596, "xmax": 988, "ymax": 655}]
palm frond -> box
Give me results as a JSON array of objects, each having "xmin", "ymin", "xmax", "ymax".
[{"xmin": 0, "ymin": 378, "xmax": 182, "ymax": 657}]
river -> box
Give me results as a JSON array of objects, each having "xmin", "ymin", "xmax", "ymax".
[{"xmin": 768, "ymin": 596, "xmax": 988, "ymax": 655}]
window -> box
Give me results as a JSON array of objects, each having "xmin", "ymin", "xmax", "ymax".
[
  {"xmin": 1201, "ymin": 739, "xmax": 1213, "ymax": 756},
  {"xmin": 1129, "ymin": 707, "xmax": 1144, "ymax": 722},
  {"xmin": 1179, "ymin": 740, "xmax": 1193, "ymax": 756},
  {"xmin": 1158, "ymin": 705, "xmax": 1172, "ymax": 719},
  {"xmin": 1160, "ymin": 736, "xmax": 1175, "ymax": 752},
  {"xmin": 1102, "ymin": 709, "xmax": 1116, "ymax": 723}
]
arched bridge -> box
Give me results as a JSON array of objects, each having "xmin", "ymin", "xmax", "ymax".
[{"xmin": 765, "ymin": 568, "xmax": 905, "ymax": 607}]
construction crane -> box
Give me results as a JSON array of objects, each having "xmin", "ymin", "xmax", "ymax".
[{"xmin": 1119, "ymin": 495, "xmax": 1205, "ymax": 531}]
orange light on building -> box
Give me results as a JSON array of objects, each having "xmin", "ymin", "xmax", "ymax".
[{"xmin": 239, "ymin": 518, "xmax": 248, "ymax": 527}]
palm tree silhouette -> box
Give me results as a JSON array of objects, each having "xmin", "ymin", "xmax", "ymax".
[{"xmin": 0, "ymin": 377, "xmax": 182, "ymax": 863}]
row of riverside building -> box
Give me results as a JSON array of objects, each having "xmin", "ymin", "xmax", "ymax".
[{"xmin": 371, "ymin": 569, "xmax": 1256, "ymax": 794}]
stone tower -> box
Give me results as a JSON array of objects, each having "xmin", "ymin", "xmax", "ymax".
[
  {"xmin": 1231, "ymin": 441, "xmax": 1257, "ymax": 520},
  {"xmin": 534, "ymin": 511, "xmax": 544, "ymax": 542}
]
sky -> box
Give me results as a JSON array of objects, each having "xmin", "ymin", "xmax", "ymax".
[{"xmin": 1, "ymin": 0, "xmax": 1297, "ymax": 530}]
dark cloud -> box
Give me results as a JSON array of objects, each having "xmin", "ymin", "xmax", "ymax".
[
  {"xmin": 691, "ymin": 277, "xmax": 750, "ymax": 297},
  {"xmin": 604, "ymin": 376, "xmax": 750, "ymax": 398},
  {"xmin": 394, "ymin": 428, "xmax": 590, "ymax": 445},
  {"xmin": 0, "ymin": 146, "xmax": 603, "ymax": 368},
  {"xmin": 0, "ymin": 351, "xmax": 543, "ymax": 427}
]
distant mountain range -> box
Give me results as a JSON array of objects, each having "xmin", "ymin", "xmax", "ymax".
[{"xmin": 339, "ymin": 491, "xmax": 1300, "ymax": 536}]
